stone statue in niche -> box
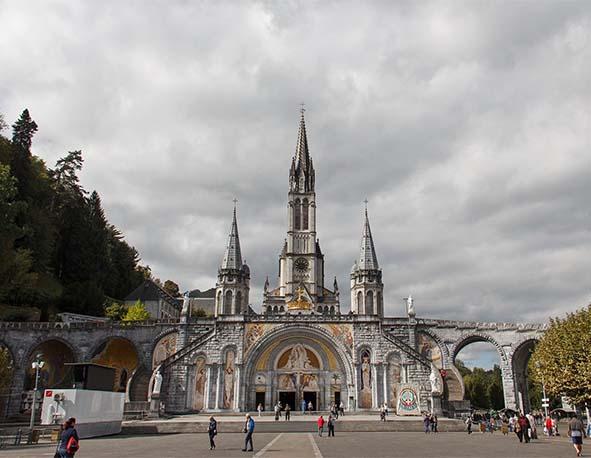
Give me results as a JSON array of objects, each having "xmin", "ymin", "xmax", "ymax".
[
  {"xmin": 223, "ymin": 350, "xmax": 235, "ymax": 409},
  {"xmin": 359, "ymin": 352, "xmax": 372, "ymax": 408},
  {"xmin": 193, "ymin": 357, "xmax": 206, "ymax": 410},
  {"xmin": 429, "ymin": 366, "xmax": 442, "ymax": 395}
]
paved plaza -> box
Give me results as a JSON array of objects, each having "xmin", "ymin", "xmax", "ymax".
[{"xmin": 0, "ymin": 432, "xmax": 578, "ymax": 458}]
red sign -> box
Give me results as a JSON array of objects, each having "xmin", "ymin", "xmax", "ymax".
[
  {"xmin": 439, "ymin": 369, "xmax": 447, "ymax": 379},
  {"xmin": 45, "ymin": 390, "xmax": 53, "ymax": 397}
]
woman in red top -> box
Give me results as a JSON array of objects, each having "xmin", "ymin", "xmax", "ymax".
[
  {"xmin": 317, "ymin": 415, "xmax": 325, "ymax": 437},
  {"xmin": 545, "ymin": 416, "xmax": 554, "ymax": 436}
]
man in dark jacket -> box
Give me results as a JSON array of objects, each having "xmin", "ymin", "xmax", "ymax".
[
  {"xmin": 208, "ymin": 416, "xmax": 217, "ymax": 450},
  {"xmin": 56, "ymin": 417, "xmax": 79, "ymax": 458}
]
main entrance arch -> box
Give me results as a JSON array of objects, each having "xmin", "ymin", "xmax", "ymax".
[{"xmin": 242, "ymin": 326, "xmax": 354, "ymax": 412}]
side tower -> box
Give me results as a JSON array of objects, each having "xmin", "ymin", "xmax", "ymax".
[
  {"xmin": 215, "ymin": 204, "xmax": 250, "ymax": 316},
  {"xmin": 350, "ymin": 205, "xmax": 383, "ymax": 316}
]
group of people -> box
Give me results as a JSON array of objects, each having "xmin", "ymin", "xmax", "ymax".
[
  {"xmin": 423, "ymin": 413, "xmax": 438, "ymax": 433},
  {"xmin": 316, "ymin": 414, "xmax": 336, "ymax": 437},
  {"xmin": 208, "ymin": 413, "xmax": 256, "ymax": 452},
  {"xmin": 379, "ymin": 403, "xmax": 389, "ymax": 421},
  {"xmin": 270, "ymin": 401, "xmax": 291, "ymax": 421},
  {"xmin": 54, "ymin": 417, "xmax": 79, "ymax": 458}
]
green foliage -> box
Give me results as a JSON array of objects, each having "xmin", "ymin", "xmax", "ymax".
[
  {"xmin": 530, "ymin": 305, "xmax": 591, "ymax": 407},
  {"xmin": 123, "ymin": 300, "xmax": 151, "ymax": 321},
  {"xmin": 0, "ymin": 109, "xmax": 149, "ymax": 318},
  {"xmin": 457, "ymin": 361, "xmax": 504, "ymax": 410},
  {"xmin": 105, "ymin": 302, "xmax": 126, "ymax": 321}
]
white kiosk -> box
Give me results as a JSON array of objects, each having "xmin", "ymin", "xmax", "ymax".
[{"xmin": 40, "ymin": 363, "xmax": 125, "ymax": 438}]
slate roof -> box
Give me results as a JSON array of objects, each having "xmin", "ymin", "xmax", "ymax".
[{"xmin": 124, "ymin": 279, "xmax": 182, "ymax": 309}]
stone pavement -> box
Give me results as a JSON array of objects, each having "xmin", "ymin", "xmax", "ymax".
[{"xmin": 0, "ymin": 432, "xmax": 577, "ymax": 458}]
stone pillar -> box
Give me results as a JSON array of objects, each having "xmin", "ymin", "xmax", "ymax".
[
  {"xmin": 204, "ymin": 366, "xmax": 212, "ymax": 410},
  {"xmin": 214, "ymin": 365, "xmax": 222, "ymax": 410},
  {"xmin": 382, "ymin": 364, "xmax": 388, "ymax": 407},
  {"xmin": 501, "ymin": 363, "xmax": 518, "ymax": 411},
  {"xmin": 352, "ymin": 364, "xmax": 359, "ymax": 411},
  {"xmin": 371, "ymin": 364, "xmax": 378, "ymax": 409},
  {"xmin": 233, "ymin": 365, "xmax": 241, "ymax": 411}
]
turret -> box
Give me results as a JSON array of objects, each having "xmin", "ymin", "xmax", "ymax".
[
  {"xmin": 350, "ymin": 204, "xmax": 383, "ymax": 316},
  {"xmin": 215, "ymin": 203, "xmax": 250, "ymax": 316}
]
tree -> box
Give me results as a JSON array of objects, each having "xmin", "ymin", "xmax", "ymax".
[
  {"xmin": 163, "ymin": 280, "xmax": 180, "ymax": 297},
  {"xmin": 11, "ymin": 109, "xmax": 38, "ymax": 152},
  {"xmin": 10, "ymin": 109, "xmax": 38, "ymax": 198},
  {"xmin": 123, "ymin": 300, "xmax": 151, "ymax": 321},
  {"xmin": 530, "ymin": 305, "xmax": 591, "ymax": 407},
  {"xmin": 105, "ymin": 302, "xmax": 126, "ymax": 321}
]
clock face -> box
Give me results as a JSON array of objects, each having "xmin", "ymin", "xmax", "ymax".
[{"xmin": 294, "ymin": 257, "xmax": 309, "ymax": 272}]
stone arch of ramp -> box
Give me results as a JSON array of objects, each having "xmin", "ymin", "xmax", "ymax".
[
  {"xmin": 511, "ymin": 338, "xmax": 539, "ymax": 413},
  {"xmin": 24, "ymin": 336, "xmax": 81, "ymax": 365},
  {"xmin": 450, "ymin": 332, "xmax": 508, "ymax": 366}
]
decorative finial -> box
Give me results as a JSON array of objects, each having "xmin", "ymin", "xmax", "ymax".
[{"xmin": 300, "ymin": 103, "xmax": 305, "ymax": 115}]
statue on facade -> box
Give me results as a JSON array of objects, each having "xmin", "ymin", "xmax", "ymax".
[
  {"xmin": 152, "ymin": 371, "xmax": 163, "ymax": 396},
  {"xmin": 285, "ymin": 344, "xmax": 312, "ymax": 370},
  {"xmin": 180, "ymin": 291, "xmax": 190, "ymax": 322},
  {"xmin": 429, "ymin": 366, "xmax": 442, "ymax": 395},
  {"xmin": 405, "ymin": 295, "xmax": 415, "ymax": 317}
]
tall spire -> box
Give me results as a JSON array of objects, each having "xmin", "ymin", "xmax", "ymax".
[
  {"xmin": 295, "ymin": 106, "xmax": 310, "ymax": 171},
  {"xmin": 357, "ymin": 203, "xmax": 379, "ymax": 270},
  {"xmin": 221, "ymin": 200, "xmax": 243, "ymax": 270},
  {"xmin": 290, "ymin": 106, "xmax": 315, "ymax": 193}
]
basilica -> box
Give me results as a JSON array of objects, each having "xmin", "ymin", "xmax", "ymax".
[{"xmin": 0, "ymin": 112, "xmax": 544, "ymax": 420}]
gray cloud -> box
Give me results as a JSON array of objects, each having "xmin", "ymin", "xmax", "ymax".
[{"xmin": 1, "ymin": 0, "xmax": 590, "ymax": 325}]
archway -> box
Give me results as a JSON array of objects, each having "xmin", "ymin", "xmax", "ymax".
[
  {"xmin": 512, "ymin": 339, "xmax": 538, "ymax": 413},
  {"xmin": 91, "ymin": 337, "xmax": 139, "ymax": 393},
  {"xmin": 243, "ymin": 327, "xmax": 353, "ymax": 412},
  {"xmin": 152, "ymin": 332, "xmax": 178, "ymax": 369},
  {"xmin": 453, "ymin": 336, "xmax": 505, "ymax": 411},
  {"xmin": 25, "ymin": 339, "xmax": 75, "ymax": 391}
]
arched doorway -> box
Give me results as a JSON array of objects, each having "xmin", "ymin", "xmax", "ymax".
[
  {"xmin": 243, "ymin": 329, "xmax": 353, "ymax": 412},
  {"xmin": 91, "ymin": 337, "xmax": 139, "ymax": 393},
  {"xmin": 25, "ymin": 340, "xmax": 75, "ymax": 391}
]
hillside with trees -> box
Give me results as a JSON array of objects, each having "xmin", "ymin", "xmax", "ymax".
[{"xmin": 0, "ymin": 109, "xmax": 148, "ymax": 319}]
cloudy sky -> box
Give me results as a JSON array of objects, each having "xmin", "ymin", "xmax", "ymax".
[{"xmin": 2, "ymin": 1, "xmax": 590, "ymax": 334}]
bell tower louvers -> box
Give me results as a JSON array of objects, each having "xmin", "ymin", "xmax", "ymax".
[
  {"xmin": 350, "ymin": 206, "xmax": 384, "ymax": 316},
  {"xmin": 215, "ymin": 204, "xmax": 250, "ymax": 316},
  {"xmin": 263, "ymin": 110, "xmax": 340, "ymax": 315}
]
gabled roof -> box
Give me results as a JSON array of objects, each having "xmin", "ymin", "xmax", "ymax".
[{"xmin": 124, "ymin": 279, "xmax": 181, "ymax": 309}]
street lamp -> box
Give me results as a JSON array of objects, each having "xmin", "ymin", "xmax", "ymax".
[
  {"xmin": 535, "ymin": 361, "xmax": 549, "ymax": 418},
  {"xmin": 29, "ymin": 353, "xmax": 45, "ymax": 431}
]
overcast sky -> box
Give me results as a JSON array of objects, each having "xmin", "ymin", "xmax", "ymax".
[{"xmin": 1, "ymin": 1, "xmax": 590, "ymax": 328}]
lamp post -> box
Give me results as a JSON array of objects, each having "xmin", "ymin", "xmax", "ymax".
[
  {"xmin": 535, "ymin": 361, "xmax": 549, "ymax": 418},
  {"xmin": 29, "ymin": 354, "xmax": 45, "ymax": 431}
]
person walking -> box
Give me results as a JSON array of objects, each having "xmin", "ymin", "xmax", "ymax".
[
  {"xmin": 327, "ymin": 414, "xmax": 335, "ymax": 437},
  {"xmin": 285, "ymin": 403, "xmax": 291, "ymax": 421},
  {"xmin": 55, "ymin": 417, "xmax": 79, "ymax": 458},
  {"xmin": 568, "ymin": 414, "xmax": 586, "ymax": 457},
  {"xmin": 308, "ymin": 400, "xmax": 314, "ymax": 414},
  {"xmin": 545, "ymin": 416, "xmax": 554, "ymax": 436},
  {"xmin": 317, "ymin": 415, "xmax": 325, "ymax": 437},
  {"xmin": 274, "ymin": 403, "xmax": 280, "ymax": 421},
  {"xmin": 208, "ymin": 416, "xmax": 217, "ymax": 450},
  {"xmin": 301, "ymin": 399, "xmax": 307, "ymax": 414},
  {"xmin": 423, "ymin": 414, "xmax": 431, "ymax": 434},
  {"xmin": 465, "ymin": 416, "xmax": 472, "ymax": 434},
  {"xmin": 257, "ymin": 403, "xmax": 263, "ymax": 417},
  {"xmin": 516, "ymin": 414, "xmax": 531, "ymax": 443},
  {"xmin": 242, "ymin": 413, "xmax": 255, "ymax": 452},
  {"xmin": 380, "ymin": 405, "xmax": 386, "ymax": 422},
  {"xmin": 431, "ymin": 414, "xmax": 438, "ymax": 433},
  {"xmin": 526, "ymin": 413, "xmax": 537, "ymax": 439},
  {"xmin": 339, "ymin": 401, "xmax": 345, "ymax": 417}
]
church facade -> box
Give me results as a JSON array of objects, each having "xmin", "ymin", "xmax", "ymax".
[
  {"xmin": 0, "ymin": 112, "xmax": 545, "ymax": 419},
  {"xmin": 160, "ymin": 112, "xmax": 543, "ymax": 416}
]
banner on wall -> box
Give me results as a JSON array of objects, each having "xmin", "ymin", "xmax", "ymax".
[{"xmin": 396, "ymin": 383, "xmax": 421, "ymax": 416}]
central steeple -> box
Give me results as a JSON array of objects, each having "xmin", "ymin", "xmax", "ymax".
[
  {"xmin": 289, "ymin": 109, "xmax": 315, "ymax": 193},
  {"xmin": 263, "ymin": 109, "xmax": 340, "ymax": 315}
]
